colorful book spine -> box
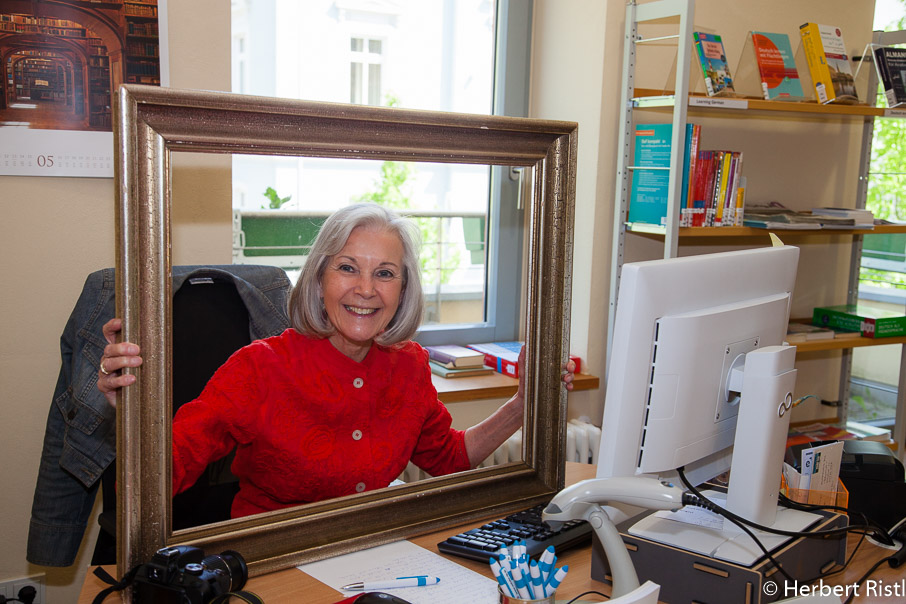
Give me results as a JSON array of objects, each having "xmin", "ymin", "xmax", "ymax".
[{"xmin": 467, "ymin": 342, "xmax": 522, "ymax": 378}]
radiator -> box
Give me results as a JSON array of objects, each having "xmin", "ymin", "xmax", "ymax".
[{"xmin": 397, "ymin": 419, "xmax": 601, "ymax": 483}]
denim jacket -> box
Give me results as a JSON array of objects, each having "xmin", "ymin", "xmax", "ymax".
[{"xmin": 27, "ymin": 265, "xmax": 291, "ymax": 566}]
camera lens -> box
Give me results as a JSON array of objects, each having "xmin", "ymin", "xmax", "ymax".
[{"xmin": 201, "ymin": 550, "xmax": 248, "ymax": 592}]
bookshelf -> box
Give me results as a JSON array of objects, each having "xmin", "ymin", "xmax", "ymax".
[
  {"xmin": 611, "ymin": 0, "xmax": 906, "ymax": 453},
  {"xmin": 124, "ymin": 1, "xmax": 160, "ymax": 86}
]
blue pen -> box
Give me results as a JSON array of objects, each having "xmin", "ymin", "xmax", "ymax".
[
  {"xmin": 538, "ymin": 546, "xmax": 555, "ymax": 582},
  {"xmin": 489, "ymin": 557, "xmax": 516, "ymax": 597},
  {"xmin": 340, "ymin": 575, "xmax": 440, "ymax": 590},
  {"xmin": 511, "ymin": 566, "xmax": 530, "ymax": 599},
  {"xmin": 497, "ymin": 553, "xmax": 519, "ymax": 596},
  {"xmin": 529, "ymin": 559, "xmax": 544, "ymax": 598},
  {"xmin": 544, "ymin": 565, "xmax": 569, "ymax": 597}
]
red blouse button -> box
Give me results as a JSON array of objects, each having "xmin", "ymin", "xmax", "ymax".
[
  {"xmin": 355, "ymin": 482, "xmax": 366, "ymax": 492},
  {"xmin": 353, "ymin": 377, "xmax": 364, "ymax": 388},
  {"xmin": 352, "ymin": 430, "xmax": 363, "ymax": 440}
]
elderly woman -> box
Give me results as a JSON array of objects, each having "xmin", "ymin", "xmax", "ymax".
[{"xmin": 99, "ymin": 203, "xmax": 574, "ymax": 518}]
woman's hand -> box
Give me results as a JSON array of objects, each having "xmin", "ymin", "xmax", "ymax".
[
  {"xmin": 515, "ymin": 346, "xmax": 577, "ymax": 402},
  {"xmin": 97, "ymin": 318, "xmax": 143, "ymax": 407}
]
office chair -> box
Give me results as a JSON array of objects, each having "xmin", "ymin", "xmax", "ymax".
[{"xmin": 93, "ymin": 273, "xmax": 274, "ymax": 564}]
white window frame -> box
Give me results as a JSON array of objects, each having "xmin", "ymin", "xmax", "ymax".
[
  {"xmin": 349, "ymin": 35, "xmax": 384, "ymax": 106},
  {"xmin": 414, "ymin": 0, "xmax": 532, "ymax": 347}
]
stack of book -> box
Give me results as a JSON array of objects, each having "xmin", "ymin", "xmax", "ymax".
[
  {"xmin": 743, "ymin": 201, "xmax": 865, "ymax": 230},
  {"xmin": 425, "ymin": 345, "xmax": 493, "ymax": 378},
  {"xmin": 810, "ymin": 207, "xmax": 874, "ymax": 229},
  {"xmin": 785, "ymin": 322, "xmax": 834, "ymax": 343}
]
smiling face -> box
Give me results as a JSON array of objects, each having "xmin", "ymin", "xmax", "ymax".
[{"xmin": 320, "ymin": 225, "xmax": 405, "ymax": 362}]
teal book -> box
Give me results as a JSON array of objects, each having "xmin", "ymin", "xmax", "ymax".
[
  {"xmin": 750, "ymin": 32, "xmax": 805, "ymax": 100},
  {"xmin": 627, "ymin": 123, "xmax": 694, "ymax": 227}
]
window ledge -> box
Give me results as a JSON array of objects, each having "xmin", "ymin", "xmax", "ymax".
[{"xmin": 433, "ymin": 372, "xmax": 600, "ymax": 404}]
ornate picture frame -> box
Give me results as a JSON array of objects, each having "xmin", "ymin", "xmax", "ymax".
[{"xmin": 114, "ymin": 84, "xmax": 578, "ymax": 577}]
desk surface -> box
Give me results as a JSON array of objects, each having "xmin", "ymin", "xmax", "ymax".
[{"xmin": 79, "ymin": 463, "xmax": 902, "ymax": 603}]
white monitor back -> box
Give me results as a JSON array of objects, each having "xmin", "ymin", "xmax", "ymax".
[{"xmin": 597, "ymin": 246, "xmax": 800, "ymax": 486}]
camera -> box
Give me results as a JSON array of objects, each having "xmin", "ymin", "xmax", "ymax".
[{"xmin": 132, "ymin": 545, "xmax": 248, "ymax": 603}]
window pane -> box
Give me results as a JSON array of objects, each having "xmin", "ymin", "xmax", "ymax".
[
  {"xmin": 368, "ymin": 63, "xmax": 381, "ymax": 105},
  {"xmin": 232, "ymin": 1, "xmax": 506, "ymax": 334},
  {"xmin": 350, "ymin": 62, "xmax": 362, "ymax": 104},
  {"xmin": 231, "ymin": 155, "xmax": 490, "ymax": 326}
]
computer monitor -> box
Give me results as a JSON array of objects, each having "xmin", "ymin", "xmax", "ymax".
[{"xmin": 596, "ymin": 245, "xmax": 817, "ymax": 553}]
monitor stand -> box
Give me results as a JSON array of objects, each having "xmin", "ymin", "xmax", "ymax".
[
  {"xmin": 627, "ymin": 490, "xmax": 821, "ymax": 566},
  {"xmin": 630, "ymin": 345, "xmax": 822, "ymax": 567}
]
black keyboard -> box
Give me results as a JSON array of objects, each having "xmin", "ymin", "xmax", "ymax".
[{"xmin": 437, "ymin": 502, "xmax": 592, "ymax": 563}]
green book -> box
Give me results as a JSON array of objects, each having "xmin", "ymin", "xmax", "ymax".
[{"xmin": 813, "ymin": 304, "xmax": 906, "ymax": 338}]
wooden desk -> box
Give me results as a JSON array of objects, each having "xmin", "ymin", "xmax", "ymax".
[{"xmin": 79, "ymin": 463, "xmax": 902, "ymax": 603}]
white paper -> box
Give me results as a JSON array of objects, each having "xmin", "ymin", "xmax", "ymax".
[
  {"xmin": 298, "ymin": 540, "xmax": 498, "ymax": 604},
  {"xmin": 800, "ymin": 440, "xmax": 844, "ymax": 493},
  {"xmin": 656, "ymin": 505, "xmax": 725, "ymax": 530}
]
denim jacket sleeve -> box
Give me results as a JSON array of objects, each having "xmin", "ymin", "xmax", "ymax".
[{"xmin": 27, "ymin": 265, "xmax": 291, "ymax": 566}]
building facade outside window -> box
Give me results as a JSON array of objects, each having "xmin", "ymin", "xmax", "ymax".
[{"xmin": 230, "ymin": 0, "xmax": 530, "ymax": 345}]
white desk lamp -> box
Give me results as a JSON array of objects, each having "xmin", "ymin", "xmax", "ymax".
[{"xmin": 542, "ymin": 476, "xmax": 686, "ymax": 601}]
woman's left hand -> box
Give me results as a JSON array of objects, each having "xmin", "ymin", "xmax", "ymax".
[{"xmin": 515, "ymin": 346, "xmax": 577, "ymax": 402}]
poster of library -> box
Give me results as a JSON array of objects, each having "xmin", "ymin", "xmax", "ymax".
[{"xmin": 0, "ymin": 0, "xmax": 165, "ymax": 177}]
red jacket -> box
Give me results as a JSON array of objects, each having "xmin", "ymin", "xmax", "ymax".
[{"xmin": 172, "ymin": 329, "xmax": 469, "ymax": 517}]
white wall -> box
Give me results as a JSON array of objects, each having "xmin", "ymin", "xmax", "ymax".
[{"xmin": 0, "ymin": 3, "xmax": 230, "ymax": 602}]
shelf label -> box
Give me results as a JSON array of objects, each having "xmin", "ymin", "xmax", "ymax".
[
  {"xmin": 688, "ymin": 97, "xmax": 749, "ymax": 110},
  {"xmin": 883, "ymin": 108, "xmax": 906, "ymax": 118}
]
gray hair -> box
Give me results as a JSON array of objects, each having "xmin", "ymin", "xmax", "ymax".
[{"xmin": 289, "ymin": 203, "xmax": 424, "ymax": 346}]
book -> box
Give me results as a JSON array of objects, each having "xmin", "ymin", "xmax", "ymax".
[
  {"xmin": 873, "ymin": 46, "xmax": 906, "ymax": 108},
  {"xmin": 810, "ymin": 207, "xmax": 874, "ymax": 229},
  {"xmin": 845, "ymin": 420, "xmax": 892, "ymax": 442},
  {"xmin": 679, "ymin": 124, "xmax": 701, "ymax": 226},
  {"xmin": 788, "ymin": 422, "xmax": 859, "ymax": 443},
  {"xmin": 750, "ymin": 31, "xmax": 805, "ymax": 100},
  {"xmin": 813, "ymin": 304, "xmax": 906, "ymax": 338},
  {"xmin": 627, "ymin": 123, "xmax": 695, "ymax": 227},
  {"xmin": 424, "ymin": 344, "xmax": 485, "ymax": 368},
  {"xmin": 799, "ymin": 23, "xmax": 858, "ymax": 104},
  {"xmin": 831, "ymin": 328, "xmax": 861, "ymax": 340},
  {"xmin": 786, "ymin": 322, "xmax": 835, "ymax": 343},
  {"xmin": 693, "ymin": 32, "xmax": 735, "ymax": 96},
  {"xmin": 684, "ymin": 147, "xmax": 743, "ymax": 227},
  {"xmin": 467, "ymin": 341, "xmax": 523, "ymax": 378},
  {"xmin": 428, "ymin": 360, "xmax": 493, "ymax": 379},
  {"xmin": 742, "ymin": 201, "xmax": 856, "ymax": 230}
]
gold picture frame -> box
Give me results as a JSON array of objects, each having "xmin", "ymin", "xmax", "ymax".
[{"xmin": 113, "ymin": 84, "xmax": 578, "ymax": 578}]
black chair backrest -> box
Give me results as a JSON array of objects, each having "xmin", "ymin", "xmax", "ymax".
[{"xmin": 170, "ymin": 278, "xmax": 251, "ymax": 529}]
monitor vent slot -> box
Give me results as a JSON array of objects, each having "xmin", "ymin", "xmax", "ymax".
[{"xmin": 637, "ymin": 319, "xmax": 661, "ymax": 471}]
